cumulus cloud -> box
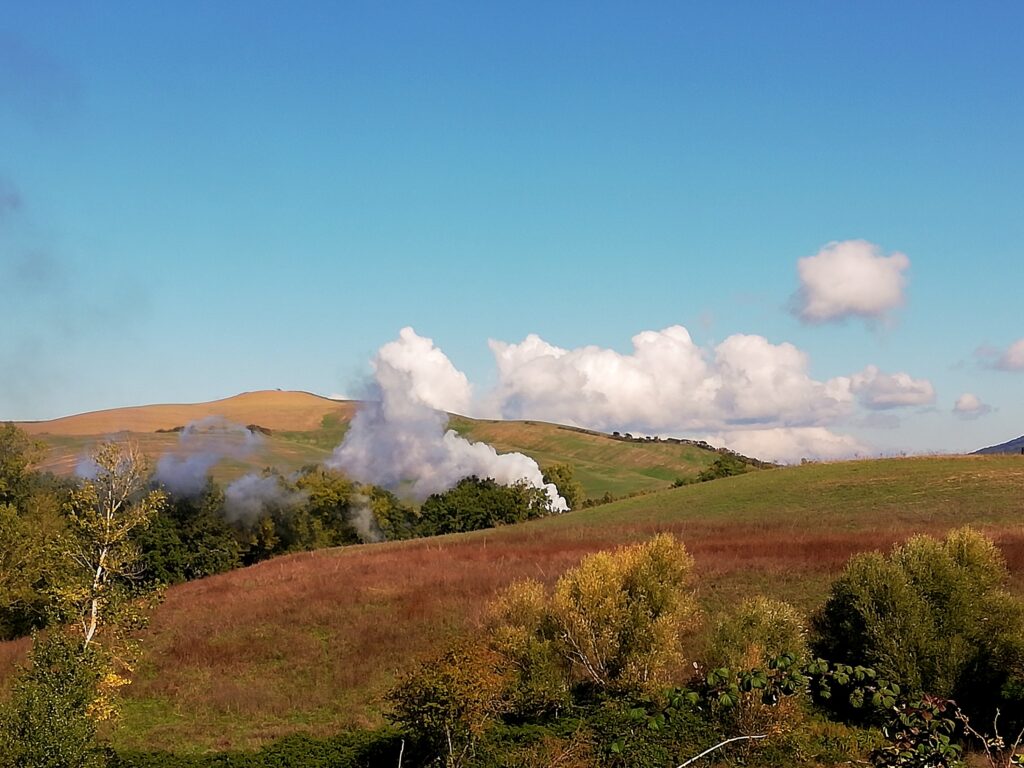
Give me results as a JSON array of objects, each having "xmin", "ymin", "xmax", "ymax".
[
  {"xmin": 993, "ymin": 339, "xmax": 1024, "ymax": 371},
  {"xmin": 708, "ymin": 427, "xmax": 869, "ymax": 464},
  {"xmin": 328, "ymin": 328, "xmax": 566, "ymax": 510},
  {"xmin": 337, "ymin": 325, "xmax": 945, "ymax": 467},
  {"xmin": 793, "ymin": 240, "xmax": 910, "ymax": 324},
  {"xmin": 849, "ymin": 365, "xmax": 935, "ymax": 409},
  {"xmin": 375, "ymin": 326, "xmax": 472, "ymax": 414},
  {"xmin": 953, "ymin": 392, "xmax": 992, "ymax": 420},
  {"xmin": 489, "ymin": 325, "xmax": 853, "ymax": 433}
]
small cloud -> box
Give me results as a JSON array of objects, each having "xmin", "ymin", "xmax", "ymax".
[
  {"xmin": 857, "ymin": 412, "xmax": 902, "ymax": 430},
  {"xmin": 993, "ymin": 339, "xmax": 1024, "ymax": 372},
  {"xmin": 850, "ymin": 365, "xmax": 935, "ymax": 409},
  {"xmin": 953, "ymin": 392, "xmax": 992, "ymax": 420},
  {"xmin": 793, "ymin": 240, "xmax": 910, "ymax": 324}
]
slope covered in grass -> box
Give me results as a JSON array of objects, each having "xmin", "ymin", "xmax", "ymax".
[
  {"xmin": 0, "ymin": 454, "xmax": 1015, "ymax": 752},
  {"xmin": 19, "ymin": 391, "xmax": 727, "ymax": 498}
]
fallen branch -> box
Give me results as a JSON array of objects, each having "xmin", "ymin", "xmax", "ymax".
[{"xmin": 677, "ymin": 734, "xmax": 768, "ymax": 767}]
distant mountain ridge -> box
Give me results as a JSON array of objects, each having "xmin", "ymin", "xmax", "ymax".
[{"xmin": 973, "ymin": 435, "xmax": 1024, "ymax": 455}]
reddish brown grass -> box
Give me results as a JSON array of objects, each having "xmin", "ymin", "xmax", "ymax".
[{"xmin": 1, "ymin": 456, "xmax": 1021, "ymax": 750}]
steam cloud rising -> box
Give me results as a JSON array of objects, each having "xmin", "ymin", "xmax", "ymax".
[{"xmin": 328, "ymin": 328, "xmax": 568, "ymax": 511}]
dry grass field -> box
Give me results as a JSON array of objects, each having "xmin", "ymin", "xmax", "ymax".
[{"xmin": 0, "ymin": 453, "xmax": 1016, "ymax": 752}]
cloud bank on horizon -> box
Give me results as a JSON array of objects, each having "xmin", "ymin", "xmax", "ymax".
[
  {"xmin": 329, "ymin": 237, "xmax": 997, "ymax": 465},
  {"xmin": 352, "ymin": 322, "xmax": 937, "ymax": 464}
]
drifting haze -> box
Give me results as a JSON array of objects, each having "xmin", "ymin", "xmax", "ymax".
[{"xmin": 154, "ymin": 418, "xmax": 262, "ymax": 497}]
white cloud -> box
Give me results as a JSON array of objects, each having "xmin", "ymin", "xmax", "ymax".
[
  {"xmin": 995, "ymin": 339, "xmax": 1024, "ymax": 371},
  {"xmin": 849, "ymin": 365, "xmax": 935, "ymax": 409},
  {"xmin": 708, "ymin": 427, "xmax": 869, "ymax": 464},
  {"xmin": 488, "ymin": 326, "xmax": 853, "ymax": 434},
  {"xmin": 375, "ymin": 327, "xmax": 472, "ymax": 414},
  {"xmin": 953, "ymin": 392, "xmax": 992, "ymax": 419},
  {"xmin": 794, "ymin": 240, "xmax": 910, "ymax": 323}
]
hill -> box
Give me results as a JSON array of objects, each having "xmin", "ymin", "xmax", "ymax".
[
  {"xmin": 0, "ymin": 453, "xmax": 1016, "ymax": 751},
  {"xmin": 15, "ymin": 390, "xmax": 732, "ymax": 498},
  {"xmin": 974, "ymin": 434, "xmax": 1024, "ymax": 455}
]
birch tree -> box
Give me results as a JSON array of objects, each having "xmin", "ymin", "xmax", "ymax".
[{"xmin": 55, "ymin": 440, "xmax": 166, "ymax": 720}]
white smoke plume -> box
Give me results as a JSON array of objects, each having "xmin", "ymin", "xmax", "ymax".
[
  {"xmin": 223, "ymin": 473, "xmax": 307, "ymax": 525},
  {"xmin": 349, "ymin": 494, "xmax": 386, "ymax": 543},
  {"xmin": 154, "ymin": 417, "xmax": 263, "ymax": 498},
  {"xmin": 328, "ymin": 328, "xmax": 568, "ymax": 511}
]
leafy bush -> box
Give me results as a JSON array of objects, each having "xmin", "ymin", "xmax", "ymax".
[
  {"xmin": 388, "ymin": 643, "xmax": 510, "ymax": 767},
  {"xmin": 550, "ymin": 534, "xmax": 698, "ymax": 695},
  {"xmin": 706, "ymin": 596, "xmax": 808, "ymax": 671},
  {"xmin": 813, "ymin": 527, "xmax": 1024, "ymax": 721},
  {"xmin": 696, "ymin": 453, "xmax": 749, "ymax": 482},
  {"xmin": 416, "ymin": 476, "xmax": 553, "ymax": 536},
  {"xmin": 0, "ymin": 631, "xmax": 106, "ymax": 768}
]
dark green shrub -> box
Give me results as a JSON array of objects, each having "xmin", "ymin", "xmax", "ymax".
[
  {"xmin": 0, "ymin": 631, "xmax": 105, "ymax": 768},
  {"xmin": 813, "ymin": 528, "xmax": 1024, "ymax": 722}
]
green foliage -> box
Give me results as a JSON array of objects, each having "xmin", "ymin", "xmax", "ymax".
[
  {"xmin": 871, "ymin": 695, "xmax": 963, "ymax": 768},
  {"xmin": 706, "ymin": 596, "xmax": 808, "ymax": 672},
  {"xmin": 813, "ymin": 527, "xmax": 1024, "ymax": 720},
  {"xmin": 487, "ymin": 579, "xmax": 572, "ymax": 719},
  {"xmin": 0, "ymin": 423, "xmax": 44, "ymax": 507},
  {"xmin": 364, "ymin": 485, "xmax": 418, "ymax": 541},
  {"xmin": 388, "ymin": 643, "xmax": 510, "ymax": 767},
  {"xmin": 137, "ymin": 483, "xmax": 240, "ymax": 586},
  {"xmin": 292, "ymin": 467, "xmax": 360, "ymax": 547},
  {"xmin": 110, "ymin": 729, "xmax": 405, "ymax": 768},
  {"xmin": 550, "ymin": 534, "xmax": 697, "ymax": 694},
  {"xmin": 0, "ymin": 497, "xmax": 70, "ymax": 640},
  {"xmin": 542, "ymin": 463, "xmax": 584, "ymax": 510},
  {"xmin": 696, "ymin": 453, "xmax": 750, "ymax": 483},
  {"xmin": 417, "ymin": 476, "xmax": 553, "ymax": 537},
  {"xmin": 0, "ymin": 630, "xmax": 106, "ymax": 768}
]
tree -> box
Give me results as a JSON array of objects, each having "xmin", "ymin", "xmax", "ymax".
[
  {"xmin": 0, "ymin": 423, "xmax": 44, "ymax": 507},
  {"xmin": 813, "ymin": 527, "xmax": 1024, "ymax": 723},
  {"xmin": 543, "ymin": 463, "xmax": 584, "ymax": 510},
  {"xmin": 417, "ymin": 476, "xmax": 552, "ymax": 537},
  {"xmin": 0, "ymin": 499, "xmax": 68, "ymax": 640},
  {"xmin": 53, "ymin": 441, "xmax": 167, "ymax": 721}
]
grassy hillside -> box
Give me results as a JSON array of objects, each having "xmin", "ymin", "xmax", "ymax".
[
  {"xmin": 17, "ymin": 391, "xmax": 728, "ymax": 498},
  {"xmin": 0, "ymin": 454, "xmax": 1015, "ymax": 752}
]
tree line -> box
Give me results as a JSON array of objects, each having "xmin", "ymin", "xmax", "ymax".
[{"xmin": 0, "ymin": 424, "xmax": 577, "ymax": 643}]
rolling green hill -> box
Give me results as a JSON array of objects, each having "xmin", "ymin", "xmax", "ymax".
[
  {"xmin": 0, "ymin": 453, "xmax": 1016, "ymax": 752},
  {"xmin": 16, "ymin": 390, "xmax": 732, "ymax": 498}
]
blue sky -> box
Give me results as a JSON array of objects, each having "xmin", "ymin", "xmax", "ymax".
[{"xmin": 1, "ymin": 1, "xmax": 1021, "ymax": 458}]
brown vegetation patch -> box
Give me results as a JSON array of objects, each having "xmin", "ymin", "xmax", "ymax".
[{"xmin": 16, "ymin": 390, "xmax": 356, "ymax": 435}]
